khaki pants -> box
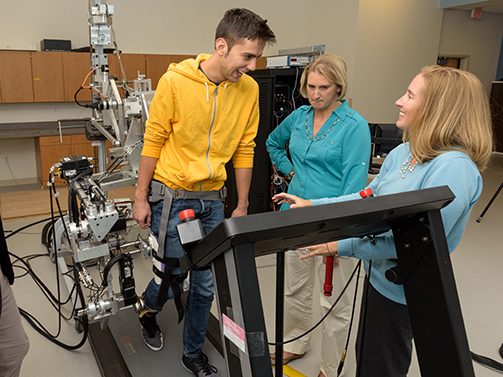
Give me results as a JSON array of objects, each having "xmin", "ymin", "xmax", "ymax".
[
  {"xmin": 0, "ymin": 269, "xmax": 29, "ymax": 377},
  {"xmin": 283, "ymin": 249, "xmax": 357, "ymax": 377}
]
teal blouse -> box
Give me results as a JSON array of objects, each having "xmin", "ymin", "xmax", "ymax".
[{"xmin": 266, "ymin": 101, "xmax": 371, "ymax": 208}]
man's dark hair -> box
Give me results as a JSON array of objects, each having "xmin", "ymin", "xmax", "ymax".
[{"xmin": 215, "ymin": 8, "xmax": 276, "ymax": 50}]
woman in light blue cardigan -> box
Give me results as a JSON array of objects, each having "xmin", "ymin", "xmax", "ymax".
[{"xmin": 273, "ymin": 65, "xmax": 493, "ymax": 377}]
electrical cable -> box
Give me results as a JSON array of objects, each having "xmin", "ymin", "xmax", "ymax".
[
  {"xmin": 7, "ymin": 173, "xmax": 89, "ymax": 349},
  {"xmin": 101, "ymin": 253, "xmax": 128, "ymax": 287},
  {"xmin": 69, "ymin": 167, "xmax": 94, "ymax": 184},
  {"xmin": 5, "ymin": 217, "xmax": 53, "ymax": 240},
  {"xmin": 355, "ymin": 260, "xmax": 372, "ymax": 377},
  {"xmin": 471, "ymin": 351, "xmax": 503, "ymax": 372},
  {"xmin": 45, "ymin": 183, "xmax": 64, "ymax": 337},
  {"xmin": 337, "ymin": 260, "xmax": 362, "ymax": 376},
  {"xmin": 18, "ymin": 271, "xmax": 88, "ymax": 350},
  {"xmin": 270, "ymin": 166, "xmax": 290, "ymax": 212},
  {"xmin": 291, "ymin": 67, "xmax": 299, "ymax": 110},
  {"xmin": 7, "ymin": 249, "xmax": 74, "ymax": 309},
  {"xmin": 74, "ymin": 65, "xmax": 111, "ymax": 109},
  {"xmin": 49, "ymin": 180, "xmax": 71, "ymax": 245},
  {"xmin": 11, "ymin": 252, "xmax": 54, "ymax": 279},
  {"xmin": 73, "ymin": 86, "xmax": 88, "ymax": 108},
  {"xmin": 267, "ymin": 259, "xmax": 361, "ymax": 347},
  {"xmin": 80, "ymin": 67, "xmax": 99, "ymax": 90},
  {"xmin": 7, "ymin": 243, "xmax": 85, "ymax": 345},
  {"xmin": 8, "ymin": 250, "xmax": 67, "ymax": 309},
  {"xmin": 2, "ymin": 205, "xmax": 67, "ymax": 306}
]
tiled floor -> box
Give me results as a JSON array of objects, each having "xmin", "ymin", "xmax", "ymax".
[{"xmin": 3, "ymin": 154, "xmax": 502, "ymax": 377}]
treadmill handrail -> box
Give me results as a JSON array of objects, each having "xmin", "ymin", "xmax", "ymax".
[{"xmin": 188, "ymin": 186, "xmax": 454, "ymax": 268}]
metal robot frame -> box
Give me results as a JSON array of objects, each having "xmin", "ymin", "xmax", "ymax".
[{"xmin": 45, "ymin": 0, "xmax": 155, "ymax": 330}]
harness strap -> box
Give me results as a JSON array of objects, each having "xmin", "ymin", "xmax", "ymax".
[
  {"xmin": 147, "ymin": 180, "xmax": 224, "ymax": 322},
  {"xmin": 170, "ymin": 186, "xmax": 227, "ymax": 200},
  {"xmin": 149, "ymin": 180, "xmax": 227, "ymax": 202},
  {"xmin": 154, "ymin": 258, "xmax": 186, "ymax": 323}
]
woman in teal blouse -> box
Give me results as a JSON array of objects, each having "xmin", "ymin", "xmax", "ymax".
[{"xmin": 266, "ymin": 54, "xmax": 371, "ymax": 377}]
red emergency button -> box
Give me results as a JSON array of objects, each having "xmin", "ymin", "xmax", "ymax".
[{"xmin": 179, "ymin": 209, "xmax": 196, "ymax": 221}]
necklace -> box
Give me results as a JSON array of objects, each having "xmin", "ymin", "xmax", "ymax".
[
  {"xmin": 304, "ymin": 112, "xmax": 340, "ymax": 142},
  {"xmin": 400, "ymin": 153, "xmax": 418, "ymax": 178}
]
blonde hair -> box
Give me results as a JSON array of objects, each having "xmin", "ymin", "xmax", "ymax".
[
  {"xmin": 405, "ymin": 65, "xmax": 493, "ymax": 171},
  {"xmin": 299, "ymin": 54, "xmax": 347, "ymax": 101}
]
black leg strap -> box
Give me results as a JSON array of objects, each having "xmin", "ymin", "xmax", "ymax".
[{"xmin": 154, "ymin": 257, "xmax": 187, "ymax": 323}]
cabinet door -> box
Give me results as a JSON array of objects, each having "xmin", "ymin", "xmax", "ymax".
[
  {"xmin": 37, "ymin": 134, "xmax": 98, "ymax": 185},
  {"xmin": 0, "ymin": 51, "xmax": 34, "ymax": 102},
  {"xmin": 37, "ymin": 135, "xmax": 72, "ymax": 185},
  {"xmin": 146, "ymin": 54, "xmax": 195, "ymax": 89},
  {"xmin": 256, "ymin": 57, "xmax": 267, "ymax": 70},
  {"xmin": 70, "ymin": 134, "xmax": 95, "ymax": 158},
  {"xmin": 62, "ymin": 52, "xmax": 92, "ymax": 102},
  {"xmin": 108, "ymin": 53, "xmax": 146, "ymax": 84},
  {"xmin": 32, "ymin": 52, "xmax": 65, "ymax": 102}
]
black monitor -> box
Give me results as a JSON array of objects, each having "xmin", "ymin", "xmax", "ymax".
[{"xmin": 369, "ymin": 123, "xmax": 403, "ymax": 157}]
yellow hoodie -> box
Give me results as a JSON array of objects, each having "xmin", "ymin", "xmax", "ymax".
[{"xmin": 142, "ymin": 54, "xmax": 260, "ymax": 191}]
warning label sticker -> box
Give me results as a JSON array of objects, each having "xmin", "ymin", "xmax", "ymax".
[{"xmin": 222, "ymin": 313, "xmax": 246, "ymax": 353}]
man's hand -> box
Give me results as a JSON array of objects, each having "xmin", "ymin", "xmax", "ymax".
[
  {"xmin": 133, "ymin": 156, "xmax": 158, "ymax": 229},
  {"xmin": 233, "ymin": 168, "xmax": 251, "ymax": 218},
  {"xmin": 272, "ymin": 193, "xmax": 312, "ymax": 208},
  {"xmin": 133, "ymin": 198, "xmax": 151, "ymax": 229},
  {"xmin": 231, "ymin": 205, "xmax": 247, "ymax": 218}
]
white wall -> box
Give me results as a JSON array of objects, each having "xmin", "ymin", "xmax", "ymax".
[
  {"xmin": 0, "ymin": 0, "xmax": 358, "ymax": 57},
  {"xmin": 0, "ymin": 139, "xmax": 38, "ymax": 185},
  {"xmin": 1, "ymin": 0, "xmax": 89, "ymax": 51},
  {"xmin": 351, "ymin": 0, "xmax": 444, "ymax": 123},
  {"xmin": 439, "ymin": 9, "xmax": 503, "ymax": 92},
  {"xmin": 302, "ymin": 0, "xmax": 361, "ymax": 98}
]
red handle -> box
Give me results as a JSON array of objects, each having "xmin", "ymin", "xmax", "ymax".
[
  {"xmin": 324, "ymin": 189, "xmax": 373, "ymax": 297},
  {"xmin": 359, "ymin": 188, "xmax": 374, "ymax": 198},
  {"xmin": 323, "ymin": 255, "xmax": 334, "ymax": 296}
]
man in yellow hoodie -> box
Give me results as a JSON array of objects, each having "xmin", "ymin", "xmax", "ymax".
[{"xmin": 132, "ymin": 8, "xmax": 275, "ymax": 377}]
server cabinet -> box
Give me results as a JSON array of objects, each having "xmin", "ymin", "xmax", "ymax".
[{"xmin": 224, "ymin": 68, "xmax": 308, "ymax": 217}]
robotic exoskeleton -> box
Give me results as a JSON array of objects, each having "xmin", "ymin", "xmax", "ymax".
[{"xmin": 43, "ymin": 0, "xmax": 155, "ymax": 329}]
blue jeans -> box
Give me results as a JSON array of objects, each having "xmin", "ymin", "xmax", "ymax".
[{"xmin": 143, "ymin": 198, "xmax": 224, "ymax": 357}]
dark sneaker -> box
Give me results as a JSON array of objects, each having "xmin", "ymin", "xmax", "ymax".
[
  {"xmin": 182, "ymin": 353, "xmax": 220, "ymax": 376},
  {"xmin": 139, "ymin": 313, "xmax": 163, "ymax": 351}
]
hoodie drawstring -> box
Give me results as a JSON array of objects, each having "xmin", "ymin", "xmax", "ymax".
[{"xmin": 204, "ymin": 82, "xmax": 209, "ymax": 102}]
